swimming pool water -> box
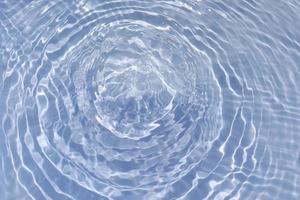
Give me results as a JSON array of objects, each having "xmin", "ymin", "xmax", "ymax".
[{"xmin": 0, "ymin": 0, "xmax": 300, "ymax": 199}]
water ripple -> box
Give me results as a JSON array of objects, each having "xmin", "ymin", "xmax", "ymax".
[{"xmin": 0, "ymin": 0, "xmax": 300, "ymax": 200}]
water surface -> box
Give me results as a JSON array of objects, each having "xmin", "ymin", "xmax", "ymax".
[{"xmin": 0, "ymin": 0, "xmax": 300, "ymax": 199}]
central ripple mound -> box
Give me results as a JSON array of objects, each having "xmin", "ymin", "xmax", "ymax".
[
  {"xmin": 93, "ymin": 26, "xmax": 177, "ymax": 139},
  {"xmin": 35, "ymin": 1, "xmax": 222, "ymax": 198}
]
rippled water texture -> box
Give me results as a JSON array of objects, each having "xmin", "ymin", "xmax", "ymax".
[{"xmin": 1, "ymin": 0, "xmax": 300, "ymax": 199}]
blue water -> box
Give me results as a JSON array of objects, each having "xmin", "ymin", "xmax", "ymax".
[{"xmin": 0, "ymin": 0, "xmax": 300, "ymax": 199}]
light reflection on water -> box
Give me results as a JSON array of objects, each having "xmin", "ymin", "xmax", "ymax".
[{"xmin": 0, "ymin": 0, "xmax": 300, "ymax": 199}]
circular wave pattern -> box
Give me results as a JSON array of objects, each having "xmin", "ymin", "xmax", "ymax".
[
  {"xmin": 36, "ymin": 2, "xmax": 221, "ymax": 193},
  {"xmin": 1, "ymin": 0, "xmax": 300, "ymax": 200}
]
